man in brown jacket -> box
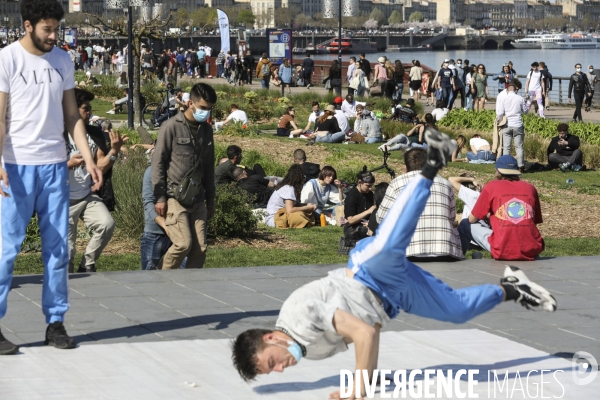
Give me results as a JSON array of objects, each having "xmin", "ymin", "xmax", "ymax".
[
  {"xmin": 256, "ymin": 53, "xmax": 273, "ymax": 89},
  {"xmin": 151, "ymin": 83, "xmax": 217, "ymax": 269}
]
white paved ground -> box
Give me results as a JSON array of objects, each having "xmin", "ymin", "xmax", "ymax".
[{"xmin": 1, "ymin": 329, "xmax": 597, "ymax": 399}]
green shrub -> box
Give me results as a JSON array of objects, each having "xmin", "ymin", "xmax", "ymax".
[
  {"xmin": 207, "ymin": 184, "xmax": 258, "ymax": 238},
  {"xmin": 111, "ymin": 150, "xmax": 147, "ymax": 239},
  {"xmin": 23, "ymin": 216, "xmax": 42, "ymax": 253}
]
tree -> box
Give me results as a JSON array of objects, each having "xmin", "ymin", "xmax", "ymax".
[
  {"xmin": 364, "ymin": 19, "xmax": 378, "ymax": 30},
  {"xmin": 84, "ymin": 12, "xmax": 173, "ymax": 127},
  {"xmin": 238, "ymin": 10, "xmax": 256, "ymax": 26},
  {"xmin": 294, "ymin": 13, "xmax": 313, "ymax": 30},
  {"xmin": 274, "ymin": 5, "xmax": 301, "ymax": 28},
  {"xmin": 370, "ymin": 8, "xmax": 385, "ymax": 27},
  {"xmin": 388, "ymin": 10, "xmax": 403, "ymax": 26},
  {"xmin": 174, "ymin": 9, "xmax": 189, "ymax": 30},
  {"xmin": 409, "ymin": 12, "xmax": 424, "ymax": 23},
  {"xmin": 190, "ymin": 8, "xmax": 218, "ymax": 32}
]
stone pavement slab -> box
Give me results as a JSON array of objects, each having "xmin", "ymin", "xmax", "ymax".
[{"xmin": 1, "ymin": 256, "xmax": 599, "ymax": 398}]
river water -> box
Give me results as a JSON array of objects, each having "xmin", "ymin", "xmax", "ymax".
[{"xmin": 312, "ymin": 48, "xmax": 600, "ymax": 78}]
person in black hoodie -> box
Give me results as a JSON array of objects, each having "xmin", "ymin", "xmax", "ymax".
[
  {"xmin": 546, "ymin": 123, "xmax": 583, "ymax": 171},
  {"xmin": 293, "ymin": 148, "xmax": 320, "ymax": 183},
  {"xmin": 568, "ymin": 63, "xmax": 592, "ymax": 122}
]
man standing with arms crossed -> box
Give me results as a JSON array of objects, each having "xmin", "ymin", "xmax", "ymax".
[
  {"xmin": 0, "ymin": 0, "xmax": 102, "ymax": 355},
  {"xmin": 152, "ymin": 83, "xmax": 217, "ymax": 269}
]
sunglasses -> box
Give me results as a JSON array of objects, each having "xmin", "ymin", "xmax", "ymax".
[{"xmin": 80, "ymin": 105, "xmax": 92, "ymax": 112}]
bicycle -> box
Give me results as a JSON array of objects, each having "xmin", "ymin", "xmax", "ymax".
[
  {"xmin": 142, "ymin": 89, "xmax": 175, "ymax": 129},
  {"xmin": 340, "ymin": 149, "xmax": 396, "ymax": 195}
]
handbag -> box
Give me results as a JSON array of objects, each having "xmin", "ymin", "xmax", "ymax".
[
  {"xmin": 350, "ymin": 133, "xmax": 365, "ymax": 143},
  {"xmin": 325, "ymin": 79, "xmax": 331, "ymax": 90},
  {"xmin": 349, "ymin": 75, "xmax": 360, "ymax": 89},
  {"xmin": 369, "ymin": 82, "xmax": 382, "ymax": 96}
]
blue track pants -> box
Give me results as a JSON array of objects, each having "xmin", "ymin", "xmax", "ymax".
[
  {"xmin": 0, "ymin": 163, "xmax": 70, "ymax": 323},
  {"xmin": 350, "ymin": 174, "xmax": 503, "ymax": 322}
]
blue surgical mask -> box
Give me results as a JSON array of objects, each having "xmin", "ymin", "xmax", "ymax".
[
  {"xmin": 590, "ymin": 69, "xmax": 594, "ymax": 73},
  {"xmin": 576, "ymin": 68, "xmax": 581, "ymax": 73},
  {"xmin": 272, "ymin": 339, "xmax": 303, "ymax": 363},
  {"xmin": 192, "ymin": 105, "xmax": 210, "ymax": 122}
]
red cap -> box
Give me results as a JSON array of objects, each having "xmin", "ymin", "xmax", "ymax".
[{"xmin": 334, "ymin": 96, "xmax": 343, "ymax": 104}]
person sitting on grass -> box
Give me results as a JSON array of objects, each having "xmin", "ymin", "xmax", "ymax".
[
  {"xmin": 546, "ymin": 122, "xmax": 583, "ymax": 172},
  {"xmin": 215, "ymin": 145, "xmax": 268, "ymax": 185},
  {"xmin": 431, "ymin": 99, "xmax": 449, "ymax": 121},
  {"xmin": 265, "ymin": 164, "xmax": 317, "ymax": 229},
  {"xmin": 458, "ymin": 155, "xmax": 544, "ymax": 261},
  {"xmin": 451, "ymin": 135, "xmax": 468, "ymax": 162},
  {"xmin": 353, "ymin": 105, "xmax": 382, "ymax": 144},
  {"xmin": 300, "ymin": 166, "xmax": 344, "ymax": 221},
  {"xmin": 309, "ymin": 105, "xmax": 344, "ymax": 144},
  {"xmin": 293, "ymin": 149, "xmax": 320, "ymax": 183},
  {"xmin": 302, "ymin": 101, "xmax": 324, "ymax": 136},
  {"xmin": 404, "ymin": 113, "xmax": 437, "ymax": 148},
  {"xmin": 231, "ymin": 129, "xmax": 557, "ymax": 400},
  {"xmin": 215, "ymin": 103, "xmax": 248, "ymax": 131},
  {"xmin": 277, "ymin": 106, "xmax": 304, "ymax": 137},
  {"xmin": 344, "ymin": 168, "xmax": 376, "ymax": 241},
  {"xmin": 391, "ymin": 98, "xmax": 419, "ymax": 124},
  {"xmin": 233, "ymin": 167, "xmax": 275, "ymax": 208},
  {"xmin": 107, "ymin": 88, "xmax": 129, "ymax": 115}
]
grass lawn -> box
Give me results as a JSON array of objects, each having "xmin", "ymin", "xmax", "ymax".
[
  {"xmin": 13, "ymin": 228, "xmax": 600, "ymax": 275},
  {"xmin": 91, "ymin": 98, "xmax": 128, "ymax": 120}
]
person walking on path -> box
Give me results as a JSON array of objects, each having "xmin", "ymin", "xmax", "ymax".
[
  {"xmin": 471, "ymin": 64, "xmax": 489, "ymax": 112},
  {"xmin": 584, "ymin": 65, "xmax": 597, "ymax": 112},
  {"xmin": 256, "ymin": 54, "xmax": 273, "ymax": 89},
  {"xmin": 279, "ymin": 59, "xmax": 293, "ymax": 96},
  {"xmin": 301, "ymin": 53, "xmax": 314, "ymax": 89},
  {"xmin": 152, "ymin": 83, "xmax": 217, "ymax": 270},
  {"xmin": 525, "ymin": 62, "xmax": 546, "ymax": 118},
  {"xmin": 568, "ymin": 63, "xmax": 592, "ymax": 123},
  {"xmin": 0, "ymin": 0, "xmax": 103, "ymax": 355},
  {"xmin": 346, "ymin": 56, "xmax": 357, "ymax": 96},
  {"xmin": 409, "ymin": 59, "xmax": 423, "ymax": 103}
]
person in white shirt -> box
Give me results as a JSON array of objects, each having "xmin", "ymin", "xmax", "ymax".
[
  {"xmin": 496, "ymin": 79, "xmax": 528, "ymax": 169},
  {"xmin": 215, "ymin": 103, "xmax": 248, "ymax": 130},
  {"xmin": 525, "ymin": 62, "xmax": 545, "ymax": 118},
  {"xmin": 430, "ymin": 100, "xmax": 449, "ymax": 121},
  {"xmin": 300, "ymin": 166, "xmax": 343, "ymax": 217},
  {"xmin": 340, "ymin": 94, "xmax": 366, "ymax": 119},
  {"xmin": 466, "ymin": 134, "xmax": 495, "ymax": 162},
  {"xmin": 346, "ymin": 57, "xmax": 357, "ymax": 96},
  {"xmin": 302, "ymin": 101, "xmax": 324, "ymax": 134},
  {"xmin": 0, "ymin": 0, "xmax": 103, "ymax": 353}
]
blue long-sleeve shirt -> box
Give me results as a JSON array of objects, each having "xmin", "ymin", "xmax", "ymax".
[{"xmin": 143, "ymin": 166, "xmax": 165, "ymax": 234}]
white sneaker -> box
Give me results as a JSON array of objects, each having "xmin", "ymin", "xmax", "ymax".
[
  {"xmin": 106, "ymin": 110, "xmax": 115, "ymax": 114},
  {"xmin": 501, "ymin": 265, "xmax": 557, "ymax": 312},
  {"xmin": 289, "ymin": 134, "xmax": 294, "ymax": 138}
]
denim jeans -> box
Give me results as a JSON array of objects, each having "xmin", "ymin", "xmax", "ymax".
[
  {"xmin": 141, "ymin": 232, "xmax": 172, "ymax": 270},
  {"xmin": 466, "ymin": 150, "xmax": 496, "ymax": 161},
  {"xmin": 502, "ymin": 125, "xmax": 525, "ymax": 167},
  {"xmin": 315, "ymin": 131, "xmax": 346, "ymax": 143},
  {"xmin": 394, "ymin": 83, "xmax": 404, "ymax": 102},
  {"xmin": 260, "ymin": 79, "xmax": 269, "ymax": 89},
  {"xmin": 365, "ymin": 137, "xmax": 382, "ymax": 144},
  {"xmin": 442, "ymin": 86, "xmax": 453, "ymax": 106},
  {"xmin": 217, "ymin": 64, "xmax": 223, "ymax": 77}
]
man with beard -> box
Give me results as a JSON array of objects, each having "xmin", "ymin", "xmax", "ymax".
[{"xmin": 0, "ymin": 0, "xmax": 103, "ymax": 355}]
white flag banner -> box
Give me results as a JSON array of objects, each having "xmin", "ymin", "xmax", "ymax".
[{"xmin": 217, "ymin": 9, "xmax": 230, "ymax": 53}]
